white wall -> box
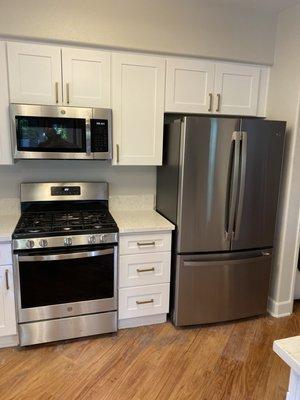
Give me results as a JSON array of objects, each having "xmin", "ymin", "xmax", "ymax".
[
  {"xmin": 0, "ymin": 0, "xmax": 277, "ymax": 64},
  {"xmin": 267, "ymin": 3, "xmax": 300, "ymax": 315}
]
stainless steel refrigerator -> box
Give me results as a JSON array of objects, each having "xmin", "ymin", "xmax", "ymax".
[{"xmin": 156, "ymin": 116, "xmax": 286, "ymax": 326}]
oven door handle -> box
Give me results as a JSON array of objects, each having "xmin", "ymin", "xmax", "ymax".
[{"xmin": 18, "ymin": 248, "xmax": 114, "ymax": 262}]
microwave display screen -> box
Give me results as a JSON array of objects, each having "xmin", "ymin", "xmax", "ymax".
[{"xmin": 15, "ymin": 116, "xmax": 86, "ymax": 152}]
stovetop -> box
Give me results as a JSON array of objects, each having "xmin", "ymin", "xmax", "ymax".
[{"xmin": 13, "ymin": 208, "xmax": 118, "ymax": 239}]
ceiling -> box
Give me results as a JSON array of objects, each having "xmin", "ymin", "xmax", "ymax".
[{"xmin": 203, "ymin": 0, "xmax": 300, "ymax": 13}]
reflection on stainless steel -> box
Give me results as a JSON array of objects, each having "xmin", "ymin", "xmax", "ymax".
[
  {"xmin": 19, "ymin": 312, "xmax": 117, "ymax": 346},
  {"xmin": 157, "ymin": 116, "xmax": 286, "ymax": 326}
]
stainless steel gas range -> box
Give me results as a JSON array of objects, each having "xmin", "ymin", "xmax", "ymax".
[{"xmin": 12, "ymin": 182, "xmax": 118, "ymax": 346}]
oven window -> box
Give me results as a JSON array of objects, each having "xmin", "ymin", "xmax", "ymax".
[
  {"xmin": 19, "ymin": 250, "xmax": 114, "ymax": 308},
  {"xmin": 16, "ymin": 116, "xmax": 86, "ymax": 152}
]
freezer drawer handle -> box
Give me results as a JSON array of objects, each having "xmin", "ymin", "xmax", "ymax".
[
  {"xmin": 184, "ymin": 254, "xmax": 272, "ymax": 268},
  {"xmin": 137, "ymin": 267, "xmax": 155, "ymax": 273},
  {"xmin": 136, "ymin": 299, "xmax": 154, "ymax": 305}
]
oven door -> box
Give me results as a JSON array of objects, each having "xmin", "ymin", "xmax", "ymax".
[
  {"xmin": 14, "ymin": 245, "xmax": 117, "ymax": 323},
  {"xmin": 11, "ymin": 104, "xmax": 93, "ymax": 160}
]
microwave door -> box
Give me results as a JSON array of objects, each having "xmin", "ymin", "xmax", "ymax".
[{"xmin": 11, "ymin": 104, "xmax": 93, "ymax": 160}]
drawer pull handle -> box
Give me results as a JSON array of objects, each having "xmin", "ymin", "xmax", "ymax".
[
  {"xmin": 137, "ymin": 241, "xmax": 156, "ymax": 247},
  {"xmin": 136, "ymin": 299, "xmax": 154, "ymax": 305},
  {"xmin": 5, "ymin": 269, "xmax": 9, "ymax": 290},
  {"xmin": 137, "ymin": 267, "xmax": 155, "ymax": 273}
]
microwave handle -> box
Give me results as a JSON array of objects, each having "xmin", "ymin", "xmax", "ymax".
[{"xmin": 86, "ymin": 119, "xmax": 91, "ymax": 154}]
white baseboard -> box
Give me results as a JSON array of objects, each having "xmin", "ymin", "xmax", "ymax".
[
  {"xmin": 0, "ymin": 334, "xmax": 19, "ymax": 349},
  {"xmin": 268, "ymin": 297, "xmax": 293, "ymax": 318},
  {"xmin": 118, "ymin": 313, "xmax": 167, "ymax": 329}
]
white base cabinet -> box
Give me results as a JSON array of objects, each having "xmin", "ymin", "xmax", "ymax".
[
  {"xmin": 118, "ymin": 231, "xmax": 172, "ymax": 329},
  {"xmin": 0, "ymin": 244, "xmax": 17, "ymax": 341}
]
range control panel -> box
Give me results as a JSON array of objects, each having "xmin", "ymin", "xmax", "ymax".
[
  {"xmin": 91, "ymin": 119, "xmax": 109, "ymax": 152},
  {"xmin": 51, "ymin": 186, "xmax": 81, "ymax": 196}
]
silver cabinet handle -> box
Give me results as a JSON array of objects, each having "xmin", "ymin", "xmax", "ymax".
[
  {"xmin": 208, "ymin": 93, "xmax": 213, "ymax": 112},
  {"xmin": 261, "ymin": 251, "xmax": 271, "ymax": 256},
  {"xmin": 136, "ymin": 299, "xmax": 154, "ymax": 305},
  {"xmin": 216, "ymin": 93, "xmax": 221, "ymax": 112},
  {"xmin": 116, "ymin": 144, "xmax": 120, "ymax": 163},
  {"xmin": 66, "ymin": 83, "xmax": 70, "ymax": 104},
  {"xmin": 5, "ymin": 269, "xmax": 9, "ymax": 290},
  {"xmin": 137, "ymin": 267, "xmax": 155, "ymax": 273},
  {"xmin": 137, "ymin": 241, "xmax": 156, "ymax": 247},
  {"xmin": 55, "ymin": 82, "xmax": 59, "ymax": 104}
]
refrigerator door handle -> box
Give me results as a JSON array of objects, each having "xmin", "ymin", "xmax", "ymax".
[
  {"xmin": 225, "ymin": 131, "xmax": 242, "ymax": 240},
  {"xmin": 234, "ymin": 131, "xmax": 247, "ymax": 240}
]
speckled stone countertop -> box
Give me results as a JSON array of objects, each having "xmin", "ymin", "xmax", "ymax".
[
  {"xmin": 110, "ymin": 210, "xmax": 175, "ymax": 234},
  {"xmin": 273, "ymin": 335, "xmax": 300, "ymax": 375}
]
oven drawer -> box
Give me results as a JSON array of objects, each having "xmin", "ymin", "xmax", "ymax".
[
  {"xmin": 0, "ymin": 244, "xmax": 12, "ymax": 265},
  {"xmin": 119, "ymin": 232, "xmax": 172, "ymax": 255},
  {"xmin": 118, "ymin": 283, "xmax": 170, "ymax": 319},
  {"xmin": 119, "ymin": 252, "xmax": 171, "ymax": 288}
]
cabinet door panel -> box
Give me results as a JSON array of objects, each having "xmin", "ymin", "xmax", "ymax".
[
  {"xmin": 7, "ymin": 42, "xmax": 62, "ymax": 105},
  {"xmin": 165, "ymin": 58, "xmax": 215, "ymax": 113},
  {"xmin": 0, "ymin": 265, "xmax": 17, "ymax": 337},
  {"xmin": 0, "ymin": 42, "xmax": 12, "ymax": 165},
  {"xmin": 112, "ymin": 53, "xmax": 165, "ymax": 165},
  {"xmin": 62, "ymin": 48, "xmax": 110, "ymax": 107},
  {"xmin": 214, "ymin": 63, "xmax": 260, "ymax": 116}
]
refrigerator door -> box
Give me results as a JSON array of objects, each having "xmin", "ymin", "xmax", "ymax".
[
  {"xmin": 173, "ymin": 249, "xmax": 272, "ymax": 326},
  {"xmin": 177, "ymin": 116, "xmax": 241, "ymax": 253},
  {"xmin": 231, "ymin": 119, "xmax": 286, "ymax": 251}
]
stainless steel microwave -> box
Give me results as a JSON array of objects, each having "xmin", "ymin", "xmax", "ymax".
[{"xmin": 10, "ymin": 104, "xmax": 112, "ymax": 160}]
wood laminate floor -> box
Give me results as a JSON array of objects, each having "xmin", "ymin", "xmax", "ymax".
[{"xmin": 1, "ymin": 304, "xmax": 300, "ymax": 400}]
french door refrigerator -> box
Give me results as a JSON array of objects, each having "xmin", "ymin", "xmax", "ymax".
[{"xmin": 156, "ymin": 116, "xmax": 286, "ymax": 326}]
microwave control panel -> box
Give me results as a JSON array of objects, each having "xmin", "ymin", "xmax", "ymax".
[{"xmin": 91, "ymin": 119, "xmax": 109, "ymax": 152}]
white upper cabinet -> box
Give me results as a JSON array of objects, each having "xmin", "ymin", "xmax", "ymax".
[
  {"xmin": 165, "ymin": 58, "xmax": 215, "ymax": 113},
  {"xmin": 61, "ymin": 48, "xmax": 110, "ymax": 107},
  {"xmin": 165, "ymin": 58, "xmax": 266, "ymax": 116},
  {"xmin": 0, "ymin": 42, "xmax": 12, "ymax": 165},
  {"xmin": 7, "ymin": 42, "xmax": 62, "ymax": 105},
  {"xmin": 112, "ymin": 53, "xmax": 165, "ymax": 165},
  {"xmin": 214, "ymin": 62, "xmax": 260, "ymax": 116}
]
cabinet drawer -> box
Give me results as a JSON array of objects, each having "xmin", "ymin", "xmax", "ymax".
[
  {"xmin": 119, "ymin": 252, "xmax": 171, "ymax": 288},
  {"xmin": 118, "ymin": 284, "xmax": 170, "ymax": 319},
  {"xmin": 0, "ymin": 244, "xmax": 12, "ymax": 265},
  {"xmin": 119, "ymin": 232, "xmax": 171, "ymax": 255}
]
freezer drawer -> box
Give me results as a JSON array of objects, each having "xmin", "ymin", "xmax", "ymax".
[{"xmin": 173, "ymin": 250, "xmax": 272, "ymax": 326}]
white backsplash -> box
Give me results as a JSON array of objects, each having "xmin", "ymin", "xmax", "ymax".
[
  {"xmin": 0, "ymin": 197, "xmax": 20, "ymax": 215},
  {"xmin": 109, "ymin": 195, "xmax": 155, "ymax": 211}
]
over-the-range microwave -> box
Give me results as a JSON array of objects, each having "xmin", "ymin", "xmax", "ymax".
[{"xmin": 10, "ymin": 104, "xmax": 112, "ymax": 160}]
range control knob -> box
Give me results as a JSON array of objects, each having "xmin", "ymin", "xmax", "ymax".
[
  {"xmin": 64, "ymin": 237, "xmax": 72, "ymax": 246},
  {"xmin": 26, "ymin": 240, "xmax": 35, "ymax": 249},
  {"xmin": 88, "ymin": 235, "xmax": 96, "ymax": 244},
  {"xmin": 99, "ymin": 234, "xmax": 108, "ymax": 243},
  {"xmin": 39, "ymin": 239, "xmax": 48, "ymax": 248}
]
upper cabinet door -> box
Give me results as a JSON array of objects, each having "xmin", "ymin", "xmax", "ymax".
[
  {"xmin": 61, "ymin": 48, "xmax": 110, "ymax": 107},
  {"xmin": 165, "ymin": 58, "xmax": 215, "ymax": 113},
  {"xmin": 0, "ymin": 42, "xmax": 12, "ymax": 165},
  {"xmin": 214, "ymin": 63, "xmax": 260, "ymax": 116},
  {"xmin": 7, "ymin": 42, "xmax": 62, "ymax": 105},
  {"xmin": 112, "ymin": 53, "xmax": 165, "ymax": 165}
]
